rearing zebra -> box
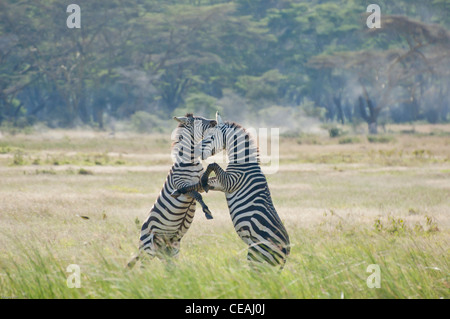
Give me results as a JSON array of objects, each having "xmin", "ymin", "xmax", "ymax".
[
  {"xmin": 127, "ymin": 114, "xmax": 222, "ymax": 268},
  {"xmin": 172, "ymin": 112, "xmax": 290, "ymax": 269}
]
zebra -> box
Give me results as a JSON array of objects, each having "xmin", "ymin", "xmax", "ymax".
[
  {"xmin": 172, "ymin": 112, "xmax": 290, "ymax": 270},
  {"xmin": 127, "ymin": 113, "xmax": 223, "ymax": 268}
]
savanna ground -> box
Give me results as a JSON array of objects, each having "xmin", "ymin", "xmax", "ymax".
[{"xmin": 0, "ymin": 124, "xmax": 449, "ymax": 299}]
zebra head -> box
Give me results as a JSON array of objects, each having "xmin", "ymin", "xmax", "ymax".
[
  {"xmin": 200, "ymin": 111, "xmax": 226, "ymax": 160},
  {"xmin": 172, "ymin": 113, "xmax": 217, "ymax": 163}
]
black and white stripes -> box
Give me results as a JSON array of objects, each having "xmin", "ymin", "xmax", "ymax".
[
  {"xmin": 174, "ymin": 113, "xmax": 290, "ymax": 269},
  {"xmin": 128, "ymin": 114, "xmax": 217, "ymax": 268}
]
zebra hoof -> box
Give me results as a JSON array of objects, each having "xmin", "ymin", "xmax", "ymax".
[
  {"xmin": 203, "ymin": 207, "xmax": 213, "ymax": 219},
  {"xmin": 170, "ymin": 190, "xmax": 181, "ymax": 198},
  {"xmin": 205, "ymin": 213, "xmax": 213, "ymax": 220},
  {"xmin": 203, "ymin": 185, "xmax": 210, "ymax": 193},
  {"xmin": 127, "ymin": 254, "xmax": 139, "ymax": 269}
]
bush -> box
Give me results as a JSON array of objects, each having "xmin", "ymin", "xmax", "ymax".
[
  {"xmin": 338, "ymin": 136, "xmax": 361, "ymax": 144},
  {"xmin": 78, "ymin": 168, "xmax": 93, "ymax": 175},
  {"xmin": 328, "ymin": 127, "xmax": 342, "ymax": 138},
  {"xmin": 322, "ymin": 124, "xmax": 345, "ymax": 138},
  {"xmin": 12, "ymin": 150, "xmax": 25, "ymax": 165},
  {"xmin": 367, "ymin": 135, "xmax": 395, "ymax": 143}
]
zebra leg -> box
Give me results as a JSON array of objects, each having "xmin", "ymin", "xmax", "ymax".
[
  {"xmin": 246, "ymin": 240, "xmax": 288, "ymax": 271},
  {"xmin": 200, "ymin": 163, "xmax": 224, "ymax": 192},
  {"xmin": 206, "ymin": 176, "xmax": 224, "ymax": 192},
  {"xmin": 170, "ymin": 182, "xmax": 203, "ymax": 198},
  {"xmin": 188, "ymin": 191, "xmax": 213, "ymax": 219},
  {"xmin": 128, "ymin": 229, "xmax": 155, "ymax": 269},
  {"xmin": 127, "ymin": 253, "xmax": 140, "ymax": 269},
  {"xmin": 134, "ymin": 231, "xmax": 159, "ymax": 269},
  {"xmin": 170, "ymin": 177, "xmax": 222, "ymax": 197},
  {"xmin": 127, "ymin": 247, "xmax": 157, "ymax": 270}
]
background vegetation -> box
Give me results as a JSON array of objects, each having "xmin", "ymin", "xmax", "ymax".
[{"xmin": 1, "ymin": 0, "xmax": 449, "ymax": 134}]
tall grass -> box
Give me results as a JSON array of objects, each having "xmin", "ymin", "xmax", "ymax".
[{"xmin": 1, "ymin": 226, "xmax": 448, "ymax": 299}]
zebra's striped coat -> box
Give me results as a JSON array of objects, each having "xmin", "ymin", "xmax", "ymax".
[
  {"xmin": 128, "ymin": 114, "xmax": 219, "ymax": 268},
  {"xmin": 219, "ymin": 161, "xmax": 290, "ymax": 268},
  {"xmin": 174, "ymin": 116, "xmax": 290, "ymax": 269}
]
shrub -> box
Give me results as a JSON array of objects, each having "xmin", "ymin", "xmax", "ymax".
[
  {"xmin": 338, "ymin": 136, "xmax": 361, "ymax": 144},
  {"xmin": 12, "ymin": 150, "xmax": 25, "ymax": 165},
  {"xmin": 322, "ymin": 124, "xmax": 345, "ymax": 138},
  {"xmin": 78, "ymin": 168, "xmax": 93, "ymax": 175},
  {"xmin": 367, "ymin": 135, "xmax": 395, "ymax": 143},
  {"xmin": 328, "ymin": 127, "xmax": 341, "ymax": 137}
]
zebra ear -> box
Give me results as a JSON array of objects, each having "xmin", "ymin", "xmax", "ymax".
[
  {"xmin": 173, "ymin": 116, "xmax": 188, "ymax": 124},
  {"xmin": 216, "ymin": 111, "xmax": 224, "ymax": 125}
]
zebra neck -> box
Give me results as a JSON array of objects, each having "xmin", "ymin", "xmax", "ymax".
[
  {"xmin": 225, "ymin": 129, "xmax": 259, "ymax": 165},
  {"xmin": 226, "ymin": 149, "xmax": 259, "ymax": 165}
]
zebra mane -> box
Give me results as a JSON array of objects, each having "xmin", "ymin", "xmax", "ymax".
[
  {"xmin": 176, "ymin": 113, "xmax": 194, "ymax": 128},
  {"xmin": 225, "ymin": 121, "xmax": 257, "ymax": 144},
  {"xmin": 226, "ymin": 121, "xmax": 244, "ymax": 130}
]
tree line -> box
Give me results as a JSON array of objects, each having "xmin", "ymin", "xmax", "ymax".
[{"xmin": 0, "ymin": 0, "xmax": 449, "ymax": 133}]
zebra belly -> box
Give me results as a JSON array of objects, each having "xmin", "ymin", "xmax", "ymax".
[{"xmin": 141, "ymin": 196, "xmax": 196, "ymax": 238}]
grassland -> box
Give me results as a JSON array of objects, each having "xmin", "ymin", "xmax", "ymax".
[{"xmin": 0, "ymin": 124, "xmax": 449, "ymax": 299}]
